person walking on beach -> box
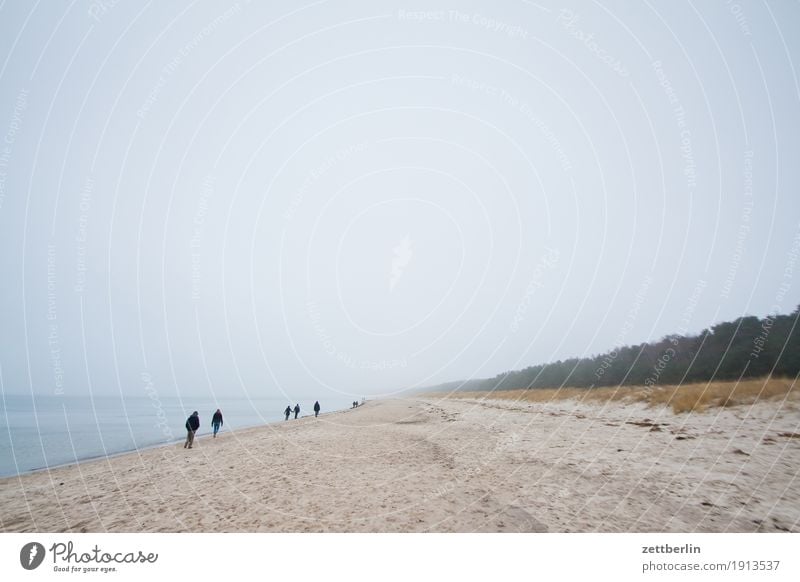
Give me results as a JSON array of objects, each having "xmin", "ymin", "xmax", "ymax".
[
  {"xmin": 211, "ymin": 409, "xmax": 223, "ymax": 437},
  {"xmin": 293, "ymin": 403, "xmax": 300, "ymax": 419},
  {"xmin": 314, "ymin": 401, "xmax": 320, "ymax": 417},
  {"xmin": 284, "ymin": 405, "xmax": 292, "ymax": 421},
  {"xmin": 184, "ymin": 411, "xmax": 200, "ymax": 449}
]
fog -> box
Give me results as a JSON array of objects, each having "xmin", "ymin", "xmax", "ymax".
[{"xmin": 1, "ymin": 1, "xmax": 798, "ymax": 403}]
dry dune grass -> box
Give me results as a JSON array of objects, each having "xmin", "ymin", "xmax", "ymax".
[{"xmin": 443, "ymin": 377, "xmax": 798, "ymax": 414}]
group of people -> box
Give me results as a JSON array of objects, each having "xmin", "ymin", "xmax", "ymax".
[
  {"xmin": 283, "ymin": 401, "xmax": 322, "ymax": 420},
  {"xmin": 183, "ymin": 408, "xmax": 224, "ymax": 449},
  {"xmin": 185, "ymin": 401, "xmax": 323, "ymax": 449}
]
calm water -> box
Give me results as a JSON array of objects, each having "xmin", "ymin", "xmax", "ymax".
[{"xmin": 0, "ymin": 394, "xmax": 355, "ymax": 478}]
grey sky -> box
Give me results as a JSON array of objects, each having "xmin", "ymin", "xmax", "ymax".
[{"xmin": 1, "ymin": 0, "xmax": 798, "ymax": 401}]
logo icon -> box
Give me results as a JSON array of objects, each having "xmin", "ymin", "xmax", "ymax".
[
  {"xmin": 389, "ymin": 235, "xmax": 413, "ymax": 292},
  {"xmin": 20, "ymin": 542, "xmax": 45, "ymax": 570}
]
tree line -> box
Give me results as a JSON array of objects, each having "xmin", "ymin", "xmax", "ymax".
[{"xmin": 429, "ymin": 306, "xmax": 800, "ymax": 392}]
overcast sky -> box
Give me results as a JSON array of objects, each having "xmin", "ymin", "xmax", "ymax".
[{"xmin": 0, "ymin": 0, "xmax": 798, "ymax": 401}]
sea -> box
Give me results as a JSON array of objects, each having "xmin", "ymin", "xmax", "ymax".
[{"xmin": 0, "ymin": 393, "xmax": 357, "ymax": 478}]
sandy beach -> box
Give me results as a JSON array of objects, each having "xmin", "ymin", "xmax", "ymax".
[{"xmin": 1, "ymin": 396, "xmax": 798, "ymax": 533}]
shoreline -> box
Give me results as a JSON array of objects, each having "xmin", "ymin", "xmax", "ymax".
[
  {"xmin": 1, "ymin": 404, "xmax": 359, "ymax": 482},
  {"xmin": 1, "ymin": 396, "xmax": 797, "ymax": 533}
]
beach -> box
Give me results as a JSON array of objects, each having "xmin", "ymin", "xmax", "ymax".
[{"xmin": 1, "ymin": 396, "xmax": 798, "ymax": 533}]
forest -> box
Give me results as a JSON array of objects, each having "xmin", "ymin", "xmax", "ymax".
[{"xmin": 429, "ymin": 306, "xmax": 800, "ymax": 392}]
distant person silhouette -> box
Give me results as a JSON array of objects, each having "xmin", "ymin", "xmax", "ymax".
[
  {"xmin": 314, "ymin": 401, "xmax": 320, "ymax": 417},
  {"xmin": 184, "ymin": 411, "xmax": 200, "ymax": 449},
  {"xmin": 284, "ymin": 405, "xmax": 292, "ymax": 421},
  {"xmin": 293, "ymin": 403, "xmax": 300, "ymax": 419},
  {"xmin": 211, "ymin": 409, "xmax": 223, "ymax": 437}
]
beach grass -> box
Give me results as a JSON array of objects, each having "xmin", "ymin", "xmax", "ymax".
[{"xmin": 439, "ymin": 377, "xmax": 798, "ymax": 414}]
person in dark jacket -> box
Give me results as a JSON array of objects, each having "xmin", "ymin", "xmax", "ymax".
[
  {"xmin": 284, "ymin": 405, "xmax": 292, "ymax": 421},
  {"xmin": 184, "ymin": 411, "xmax": 200, "ymax": 448},
  {"xmin": 313, "ymin": 401, "xmax": 321, "ymax": 417},
  {"xmin": 293, "ymin": 403, "xmax": 300, "ymax": 419},
  {"xmin": 211, "ymin": 409, "xmax": 223, "ymax": 437}
]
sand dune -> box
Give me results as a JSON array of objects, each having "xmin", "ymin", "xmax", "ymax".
[{"xmin": 1, "ymin": 397, "xmax": 798, "ymax": 532}]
